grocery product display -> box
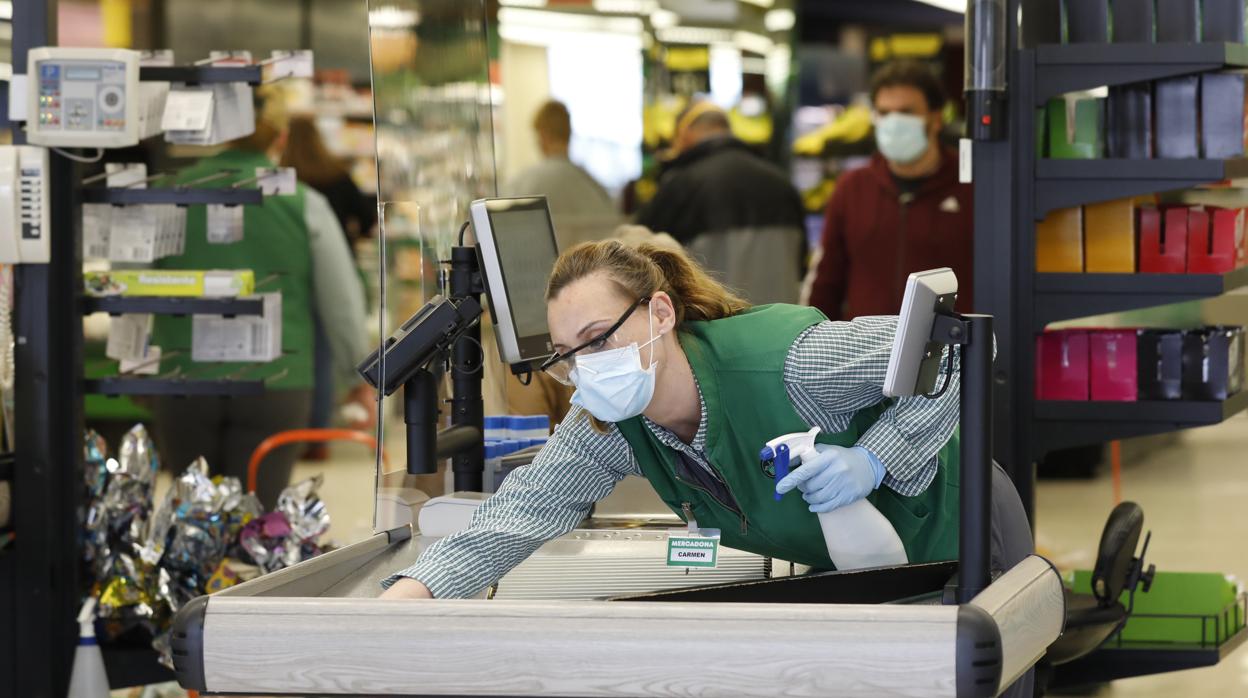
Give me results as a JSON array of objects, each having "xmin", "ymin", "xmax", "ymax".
[{"xmin": 1035, "ymin": 326, "xmax": 1245, "ymax": 402}]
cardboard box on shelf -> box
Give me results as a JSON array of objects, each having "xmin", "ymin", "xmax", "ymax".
[
  {"xmin": 1202, "ymin": 0, "xmax": 1245, "ymax": 42},
  {"xmin": 1137, "ymin": 329, "xmax": 1183, "ymax": 399},
  {"xmin": 1085, "ymin": 198, "xmax": 1136, "ymax": 273},
  {"xmin": 1188, "ymin": 207, "xmax": 1243, "ymax": 274},
  {"xmin": 1106, "ymin": 83, "xmax": 1152, "ymax": 158},
  {"xmin": 1046, "ymin": 97, "xmax": 1105, "ymax": 159},
  {"xmin": 1156, "ymin": 0, "xmax": 1201, "ymax": 42},
  {"xmin": 1037, "ymin": 206, "xmax": 1084, "ymax": 272},
  {"xmin": 1181, "ymin": 326, "xmax": 1245, "ymax": 400},
  {"xmin": 1066, "ymin": 0, "xmax": 1109, "ymax": 42},
  {"xmin": 1155, "ymin": 77, "xmax": 1200, "ymax": 159},
  {"xmin": 1139, "ymin": 207, "xmax": 1187, "ymax": 273},
  {"xmin": 1090, "ymin": 330, "xmax": 1138, "ymax": 401},
  {"xmin": 1036, "ymin": 330, "xmax": 1090, "ymax": 400},
  {"xmin": 1112, "ymin": 0, "xmax": 1156, "ymax": 42},
  {"xmin": 191, "ymin": 293, "xmax": 282, "ymax": 363},
  {"xmin": 84, "ymin": 270, "xmax": 255, "ymax": 298},
  {"xmin": 1200, "ymin": 73, "xmax": 1246, "ymax": 159}
]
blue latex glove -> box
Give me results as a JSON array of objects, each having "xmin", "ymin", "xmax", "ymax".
[{"xmin": 775, "ymin": 444, "xmax": 886, "ymax": 513}]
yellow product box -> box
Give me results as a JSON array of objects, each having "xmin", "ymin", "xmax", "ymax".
[{"xmin": 84, "ymin": 270, "xmax": 255, "ymax": 298}]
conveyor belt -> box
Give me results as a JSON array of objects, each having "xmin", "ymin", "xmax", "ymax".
[{"xmin": 172, "ymin": 522, "xmax": 1064, "ymax": 698}]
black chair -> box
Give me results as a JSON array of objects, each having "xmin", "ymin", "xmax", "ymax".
[{"xmin": 1041, "ymin": 501, "xmax": 1156, "ymax": 669}]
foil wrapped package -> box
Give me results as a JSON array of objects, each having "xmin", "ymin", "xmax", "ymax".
[
  {"xmin": 80, "ymin": 425, "xmax": 333, "ymax": 667},
  {"xmin": 239, "ymin": 475, "xmax": 329, "ymax": 573}
]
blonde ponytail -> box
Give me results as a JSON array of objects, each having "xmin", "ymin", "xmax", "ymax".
[{"xmin": 545, "ymin": 239, "xmax": 749, "ymax": 328}]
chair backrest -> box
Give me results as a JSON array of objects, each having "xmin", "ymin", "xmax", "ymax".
[{"xmin": 1092, "ymin": 501, "xmax": 1144, "ymax": 604}]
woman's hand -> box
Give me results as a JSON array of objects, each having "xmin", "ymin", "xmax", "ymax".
[
  {"xmin": 380, "ymin": 577, "xmax": 434, "ymax": 599},
  {"xmin": 775, "ymin": 444, "xmax": 885, "ymax": 513}
]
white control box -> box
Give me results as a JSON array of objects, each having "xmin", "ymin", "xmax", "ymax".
[
  {"xmin": 0, "ymin": 146, "xmax": 50, "ymax": 264},
  {"xmin": 26, "ymin": 47, "xmax": 142, "ymax": 148}
]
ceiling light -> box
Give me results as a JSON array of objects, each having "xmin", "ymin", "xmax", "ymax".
[
  {"xmin": 0, "ymin": 1, "xmax": 12, "ymax": 20},
  {"xmin": 764, "ymin": 8, "xmax": 795, "ymax": 32},
  {"xmin": 657, "ymin": 26, "xmax": 734, "ymax": 44},
  {"xmin": 500, "ymin": 7, "xmax": 643, "ymax": 35},
  {"xmin": 650, "ymin": 9, "xmax": 680, "ymax": 30},
  {"xmin": 914, "ymin": 0, "xmax": 965, "ymax": 12},
  {"xmin": 499, "ymin": 0, "xmax": 548, "ymax": 6},
  {"xmin": 593, "ymin": 0, "xmax": 658, "ymax": 14},
  {"xmin": 368, "ymin": 6, "xmax": 420, "ymax": 29},
  {"xmin": 738, "ymin": 0, "xmax": 774, "ymax": 8},
  {"xmin": 733, "ymin": 30, "xmax": 773, "ymax": 55}
]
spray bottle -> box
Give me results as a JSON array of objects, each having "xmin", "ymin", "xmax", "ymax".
[
  {"xmin": 67, "ymin": 597, "xmax": 110, "ymax": 698},
  {"xmin": 760, "ymin": 427, "xmax": 908, "ymax": 570}
]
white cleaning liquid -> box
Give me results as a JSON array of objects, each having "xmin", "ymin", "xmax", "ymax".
[
  {"xmin": 817, "ymin": 499, "xmax": 908, "ymax": 570},
  {"xmin": 764, "ymin": 427, "xmax": 909, "ymax": 570},
  {"xmin": 67, "ymin": 598, "xmax": 110, "ymax": 698}
]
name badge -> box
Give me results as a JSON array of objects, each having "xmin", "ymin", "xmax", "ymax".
[{"xmin": 667, "ymin": 529, "xmax": 720, "ymax": 568}]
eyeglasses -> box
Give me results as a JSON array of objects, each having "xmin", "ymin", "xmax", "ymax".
[{"xmin": 540, "ymin": 296, "xmax": 651, "ymax": 386}]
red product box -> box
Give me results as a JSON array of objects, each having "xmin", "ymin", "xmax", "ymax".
[
  {"xmin": 1035, "ymin": 330, "xmax": 1090, "ymax": 401},
  {"xmin": 1187, "ymin": 207, "xmax": 1240, "ymax": 273},
  {"xmin": 1139, "ymin": 207, "xmax": 1187, "ymax": 273},
  {"xmin": 1089, "ymin": 330, "xmax": 1138, "ymax": 401}
]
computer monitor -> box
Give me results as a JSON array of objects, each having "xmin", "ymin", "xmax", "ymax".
[
  {"xmin": 884, "ymin": 268, "xmax": 959, "ymax": 398},
  {"xmin": 470, "ymin": 197, "xmax": 560, "ymax": 366}
]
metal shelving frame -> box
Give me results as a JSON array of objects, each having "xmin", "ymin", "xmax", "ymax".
[
  {"xmin": 2, "ymin": 6, "xmax": 281, "ymax": 693},
  {"xmin": 82, "ymin": 296, "xmax": 265, "ymax": 317},
  {"xmin": 973, "ymin": 6, "xmax": 1248, "ymax": 522}
]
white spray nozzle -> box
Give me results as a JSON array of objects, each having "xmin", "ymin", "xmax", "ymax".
[
  {"xmin": 77, "ymin": 597, "xmax": 98, "ymax": 638},
  {"xmin": 763, "ymin": 427, "xmax": 821, "ymax": 464}
]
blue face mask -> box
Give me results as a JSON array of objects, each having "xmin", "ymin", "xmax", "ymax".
[
  {"xmin": 569, "ymin": 308, "xmax": 660, "ymax": 423},
  {"xmin": 875, "ymin": 112, "xmax": 930, "ymax": 164}
]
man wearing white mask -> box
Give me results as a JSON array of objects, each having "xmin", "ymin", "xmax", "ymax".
[{"xmin": 807, "ymin": 61, "xmax": 974, "ymax": 321}]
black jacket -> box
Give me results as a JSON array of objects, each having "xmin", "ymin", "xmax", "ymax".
[{"xmin": 636, "ymin": 136, "xmax": 805, "ymax": 245}]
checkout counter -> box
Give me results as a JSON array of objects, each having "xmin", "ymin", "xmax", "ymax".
[{"xmin": 171, "ymin": 198, "xmax": 1068, "ymax": 697}]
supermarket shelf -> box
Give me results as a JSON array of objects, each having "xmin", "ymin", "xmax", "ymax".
[
  {"xmin": 82, "ymin": 187, "xmax": 262, "ymax": 206},
  {"xmin": 1035, "ymin": 158, "xmax": 1248, "ymax": 215},
  {"xmin": 85, "ymin": 378, "xmax": 266, "ymax": 397},
  {"xmin": 140, "ymin": 64, "xmax": 262, "ymax": 85},
  {"xmin": 82, "ymin": 296, "xmax": 264, "ymax": 317},
  {"xmin": 1033, "ymin": 267, "xmax": 1248, "ymax": 327},
  {"xmin": 1051, "ymin": 622, "xmax": 1247, "ymax": 688},
  {"xmin": 1033, "ymin": 391, "xmax": 1248, "ymax": 453},
  {"xmin": 1034, "ymin": 42, "xmax": 1248, "ymax": 104}
]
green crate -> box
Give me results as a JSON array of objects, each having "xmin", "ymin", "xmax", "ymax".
[{"xmin": 1068, "ymin": 570, "xmax": 1246, "ymax": 646}]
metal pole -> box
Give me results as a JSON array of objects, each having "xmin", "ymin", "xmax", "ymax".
[
  {"xmin": 958, "ymin": 314, "xmax": 994, "ymax": 604},
  {"xmin": 448, "ymin": 246, "xmax": 484, "ymax": 492},
  {"xmin": 8, "ymin": 3, "xmax": 84, "ymax": 696},
  {"xmin": 403, "ymin": 370, "xmax": 438, "ymax": 475}
]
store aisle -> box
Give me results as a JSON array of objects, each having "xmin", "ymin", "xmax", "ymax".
[{"xmin": 1036, "ymin": 413, "xmax": 1248, "ymax": 695}]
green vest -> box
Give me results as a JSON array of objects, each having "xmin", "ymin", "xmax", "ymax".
[
  {"xmin": 151, "ymin": 150, "xmax": 314, "ymax": 390},
  {"xmin": 615, "ymin": 304, "xmax": 960, "ymax": 568}
]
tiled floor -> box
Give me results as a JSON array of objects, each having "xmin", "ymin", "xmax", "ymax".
[
  {"xmin": 1034, "ymin": 413, "xmax": 1248, "ymax": 695},
  {"xmin": 132, "ymin": 413, "xmax": 1248, "ymax": 696}
]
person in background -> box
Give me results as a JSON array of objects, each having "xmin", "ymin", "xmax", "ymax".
[
  {"xmin": 806, "ymin": 60, "xmax": 974, "ymax": 321},
  {"xmin": 281, "ymin": 115, "xmax": 378, "ymax": 247},
  {"xmin": 280, "ymin": 114, "xmax": 378, "ymax": 459},
  {"xmin": 504, "ymin": 100, "xmax": 619, "ymax": 251},
  {"xmin": 151, "ymin": 90, "xmax": 369, "ymax": 508},
  {"xmin": 635, "ymin": 99, "xmax": 806, "ymax": 305}
]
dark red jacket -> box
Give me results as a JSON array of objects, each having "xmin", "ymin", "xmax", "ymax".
[{"xmin": 808, "ymin": 148, "xmax": 974, "ymax": 321}]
